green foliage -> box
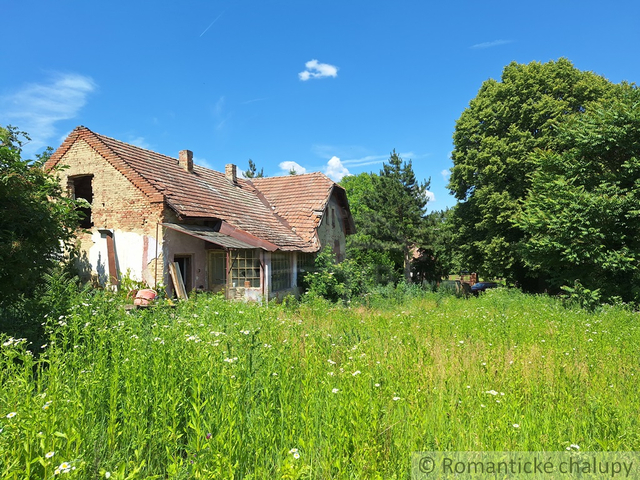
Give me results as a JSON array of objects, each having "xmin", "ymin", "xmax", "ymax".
[
  {"xmin": 118, "ymin": 269, "xmax": 148, "ymax": 297},
  {"xmin": 517, "ymin": 86, "xmax": 640, "ymax": 303},
  {"xmin": 448, "ymin": 59, "xmax": 618, "ymax": 287},
  {"xmin": 560, "ymin": 280, "xmax": 602, "ymax": 312},
  {"xmin": 302, "ymin": 246, "xmax": 365, "ymax": 303},
  {"xmin": 342, "ymin": 152, "xmax": 430, "ymax": 283},
  {"xmin": 412, "ymin": 208, "xmax": 458, "ymax": 283},
  {"xmin": 244, "ymin": 159, "xmax": 264, "ymax": 178},
  {"xmin": 2, "ymin": 290, "xmax": 640, "ymax": 478},
  {"xmin": 340, "ymin": 173, "xmax": 402, "ymax": 285},
  {"xmin": 0, "ymin": 126, "xmax": 83, "ymax": 306}
]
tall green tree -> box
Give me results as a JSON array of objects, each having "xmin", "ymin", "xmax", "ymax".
[
  {"xmin": 517, "ymin": 87, "xmax": 640, "ymax": 302},
  {"xmin": 0, "ymin": 126, "xmax": 82, "ymax": 306},
  {"xmin": 448, "ymin": 58, "xmax": 618, "ymax": 288},
  {"xmin": 413, "ymin": 208, "xmax": 458, "ymax": 283},
  {"xmin": 340, "ymin": 172, "xmax": 400, "ymax": 285},
  {"xmin": 244, "ymin": 159, "xmax": 264, "ymax": 178},
  {"xmin": 359, "ymin": 151, "xmax": 430, "ymax": 283}
]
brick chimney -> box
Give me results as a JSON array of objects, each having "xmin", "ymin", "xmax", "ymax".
[
  {"xmin": 225, "ymin": 163, "xmax": 237, "ymax": 184},
  {"xmin": 179, "ymin": 150, "xmax": 193, "ymax": 173}
]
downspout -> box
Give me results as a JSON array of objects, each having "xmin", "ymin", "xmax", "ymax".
[{"xmin": 155, "ymin": 222, "xmax": 159, "ymax": 288}]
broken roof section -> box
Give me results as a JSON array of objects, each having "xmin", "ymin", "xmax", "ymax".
[
  {"xmin": 252, "ymin": 174, "xmax": 355, "ymax": 244},
  {"xmin": 47, "ymin": 126, "xmax": 351, "ymax": 252}
]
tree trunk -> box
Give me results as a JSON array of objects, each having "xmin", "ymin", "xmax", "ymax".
[{"xmin": 403, "ymin": 244, "xmax": 412, "ymax": 283}]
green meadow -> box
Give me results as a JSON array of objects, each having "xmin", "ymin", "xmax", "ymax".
[{"xmin": 1, "ymin": 289, "xmax": 639, "ymax": 479}]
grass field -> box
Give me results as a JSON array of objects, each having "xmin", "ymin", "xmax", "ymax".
[{"xmin": 1, "ymin": 289, "xmax": 639, "ymax": 479}]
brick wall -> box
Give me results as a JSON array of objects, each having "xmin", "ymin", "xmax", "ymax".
[{"xmin": 55, "ymin": 140, "xmax": 165, "ymax": 286}]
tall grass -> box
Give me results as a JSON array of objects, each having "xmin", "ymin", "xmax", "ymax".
[{"xmin": 1, "ymin": 289, "xmax": 639, "ymax": 479}]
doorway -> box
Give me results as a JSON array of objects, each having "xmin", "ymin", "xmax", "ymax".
[{"xmin": 173, "ymin": 255, "xmax": 192, "ymax": 293}]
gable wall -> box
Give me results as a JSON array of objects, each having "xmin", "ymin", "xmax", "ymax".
[
  {"xmin": 56, "ymin": 140, "xmax": 165, "ymax": 286},
  {"xmin": 316, "ymin": 194, "xmax": 347, "ymax": 259}
]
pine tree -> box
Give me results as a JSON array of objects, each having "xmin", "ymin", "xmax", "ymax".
[
  {"xmin": 360, "ymin": 150, "xmax": 430, "ymax": 282},
  {"xmin": 244, "ymin": 159, "xmax": 264, "ymax": 178}
]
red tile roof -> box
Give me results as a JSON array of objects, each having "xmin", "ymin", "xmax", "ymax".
[
  {"xmin": 46, "ymin": 126, "xmax": 348, "ymax": 252},
  {"xmin": 251, "ymin": 173, "xmax": 338, "ymax": 244}
]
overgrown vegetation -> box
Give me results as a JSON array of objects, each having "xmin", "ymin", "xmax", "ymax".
[
  {"xmin": 447, "ymin": 58, "xmax": 639, "ymax": 300},
  {"xmin": 0, "ymin": 126, "xmax": 84, "ymax": 307},
  {"xmin": 2, "ymin": 289, "xmax": 639, "ymax": 479}
]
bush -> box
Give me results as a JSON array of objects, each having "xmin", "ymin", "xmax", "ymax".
[{"xmin": 302, "ymin": 247, "xmax": 366, "ymax": 304}]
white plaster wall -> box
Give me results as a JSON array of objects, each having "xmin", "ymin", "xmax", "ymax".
[
  {"xmin": 87, "ymin": 230, "xmax": 160, "ymax": 286},
  {"xmin": 162, "ymin": 228, "xmax": 208, "ymax": 292}
]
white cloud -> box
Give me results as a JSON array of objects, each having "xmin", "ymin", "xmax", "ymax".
[
  {"xmin": 425, "ymin": 190, "xmax": 436, "ymax": 203},
  {"xmin": 194, "ymin": 156, "xmax": 214, "ymax": 170},
  {"xmin": 299, "ymin": 59, "xmax": 338, "ymax": 81},
  {"xmin": 471, "ymin": 39, "xmax": 512, "ymax": 49},
  {"xmin": 325, "ymin": 156, "xmax": 350, "ymax": 181},
  {"xmin": 279, "ymin": 161, "xmax": 307, "ymax": 175},
  {"xmin": 129, "ymin": 136, "xmax": 151, "ymax": 150},
  {"xmin": 441, "ymin": 169, "xmax": 451, "ymax": 180},
  {"xmin": 1, "ymin": 73, "xmax": 96, "ymax": 153}
]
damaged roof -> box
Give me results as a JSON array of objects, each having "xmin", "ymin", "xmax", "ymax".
[
  {"xmin": 46, "ymin": 126, "xmax": 351, "ymax": 252},
  {"xmin": 252, "ymin": 173, "xmax": 354, "ymax": 244}
]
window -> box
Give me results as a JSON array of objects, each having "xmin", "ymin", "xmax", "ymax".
[
  {"xmin": 230, "ymin": 249, "xmax": 260, "ymax": 288},
  {"xmin": 297, "ymin": 252, "xmax": 315, "ymax": 276},
  {"xmin": 70, "ymin": 175, "xmax": 93, "ymax": 228},
  {"xmin": 271, "ymin": 252, "xmax": 291, "ymax": 291},
  {"xmin": 208, "ymin": 250, "xmax": 226, "ymax": 292}
]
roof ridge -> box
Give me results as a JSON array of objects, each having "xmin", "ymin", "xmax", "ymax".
[
  {"xmin": 51, "ymin": 126, "xmax": 164, "ymax": 202},
  {"xmin": 252, "ymin": 171, "xmax": 330, "ymax": 181}
]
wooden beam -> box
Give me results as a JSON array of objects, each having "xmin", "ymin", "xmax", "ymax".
[{"xmin": 169, "ymin": 262, "xmax": 188, "ymax": 300}]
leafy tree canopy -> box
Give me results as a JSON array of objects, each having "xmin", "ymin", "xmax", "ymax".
[
  {"xmin": 517, "ymin": 87, "xmax": 640, "ymax": 303},
  {"xmin": 448, "ymin": 58, "xmax": 621, "ymax": 286},
  {"xmin": 0, "ymin": 126, "xmax": 82, "ymax": 306}
]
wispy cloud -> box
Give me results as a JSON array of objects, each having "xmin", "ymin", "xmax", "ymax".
[
  {"xmin": 1, "ymin": 73, "xmax": 96, "ymax": 153},
  {"xmin": 125, "ymin": 137, "xmax": 149, "ymax": 150},
  {"xmin": 341, "ymin": 155, "xmax": 387, "ymax": 167},
  {"xmin": 213, "ymin": 95, "xmax": 233, "ymax": 130},
  {"xmin": 241, "ymin": 97, "xmax": 269, "ymax": 105},
  {"xmin": 299, "ymin": 59, "xmax": 338, "ymax": 81},
  {"xmin": 279, "ymin": 161, "xmax": 307, "ymax": 175},
  {"xmin": 194, "ymin": 155, "xmax": 214, "ymax": 170},
  {"xmin": 200, "ymin": 12, "xmax": 224, "ymax": 37},
  {"xmin": 325, "ymin": 156, "xmax": 350, "ymax": 181},
  {"xmin": 471, "ymin": 39, "xmax": 512, "ymax": 49},
  {"xmin": 441, "ymin": 169, "xmax": 451, "ymax": 180}
]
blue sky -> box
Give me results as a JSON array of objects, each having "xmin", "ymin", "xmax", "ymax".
[{"xmin": 2, "ymin": 0, "xmax": 640, "ymax": 211}]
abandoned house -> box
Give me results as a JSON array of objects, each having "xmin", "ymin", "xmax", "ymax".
[{"xmin": 45, "ymin": 126, "xmax": 355, "ymax": 301}]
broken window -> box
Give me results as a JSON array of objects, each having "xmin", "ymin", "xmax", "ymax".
[
  {"xmin": 271, "ymin": 252, "xmax": 291, "ymax": 291},
  {"xmin": 230, "ymin": 249, "xmax": 260, "ymax": 288},
  {"xmin": 208, "ymin": 250, "xmax": 226, "ymax": 292},
  {"xmin": 69, "ymin": 175, "xmax": 93, "ymax": 228}
]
